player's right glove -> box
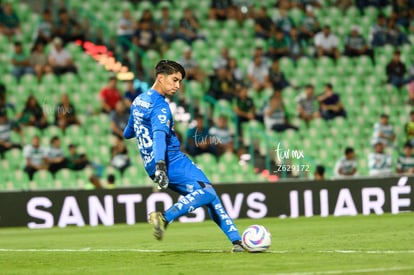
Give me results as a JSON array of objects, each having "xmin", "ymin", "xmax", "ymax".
[{"xmin": 154, "ymin": 160, "xmax": 169, "ymax": 189}]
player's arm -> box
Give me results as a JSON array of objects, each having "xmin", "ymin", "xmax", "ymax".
[
  {"xmin": 123, "ymin": 113, "xmax": 135, "ymax": 139},
  {"xmin": 151, "ymin": 104, "xmax": 171, "ymax": 189}
]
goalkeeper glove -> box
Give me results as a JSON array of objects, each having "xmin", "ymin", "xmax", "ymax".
[{"xmin": 154, "ymin": 160, "xmax": 169, "ymax": 189}]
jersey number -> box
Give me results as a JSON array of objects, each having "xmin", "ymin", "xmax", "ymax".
[{"xmin": 135, "ymin": 125, "xmax": 153, "ymax": 149}]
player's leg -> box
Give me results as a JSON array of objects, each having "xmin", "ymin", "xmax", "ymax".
[{"xmin": 205, "ymin": 194, "xmax": 244, "ymax": 252}]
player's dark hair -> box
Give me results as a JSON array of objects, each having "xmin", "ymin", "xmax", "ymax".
[
  {"xmin": 155, "ymin": 60, "xmax": 186, "ymax": 79},
  {"xmin": 345, "ymin": 147, "xmax": 354, "ymax": 155}
]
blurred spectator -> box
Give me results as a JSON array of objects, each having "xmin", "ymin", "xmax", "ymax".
[
  {"xmin": 268, "ymin": 59, "xmax": 290, "ymax": 90},
  {"xmin": 335, "ymin": 0, "xmax": 353, "ymax": 12},
  {"xmin": 369, "ymin": 14, "xmax": 388, "ymax": 47},
  {"xmin": 110, "ymin": 135, "xmax": 130, "ymax": 175},
  {"xmin": 100, "ymin": 76, "xmax": 122, "ymax": 113},
  {"xmin": 296, "ymin": 84, "xmax": 320, "ymax": 126},
  {"xmin": 228, "ymin": 57, "xmax": 244, "ymax": 85},
  {"xmin": 16, "ymin": 95, "xmax": 48, "ymax": 129},
  {"xmin": 343, "ymin": 25, "xmax": 375, "ymax": 64},
  {"xmin": 253, "ymin": 46, "xmax": 271, "ymax": 67},
  {"xmin": 254, "ymin": 6, "xmax": 274, "ymax": 39},
  {"xmin": 314, "ymin": 164, "xmax": 325, "ymax": 180},
  {"xmin": 0, "ymin": 3, "xmax": 20, "ymax": 40},
  {"xmin": 177, "ymin": 7, "xmax": 205, "ymax": 45},
  {"xmin": 178, "ymin": 47, "xmax": 204, "ymax": 83},
  {"xmin": 289, "ymin": 27, "xmax": 306, "ymax": 62},
  {"xmin": 209, "ymin": 0, "xmax": 232, "ymax": 21},
  {"xmin": 23, "ymin": 135, "xmax": 48, "ymax": 180},
  {"xmin": 356, "ymin": 0, "xmax": 388, "ymax": 13},
  {"xmin": 386, "ymin": 50, "xmax": 412, "ymax": 89},
  {"xmin": 207, "ymin": 66, "xmax": 235, "ymax": 101},
  {"xmin": 10, "ymin": 41, "xmax": 35, "ymax": 81},
  {"xmin": 0, "ymin": 108, "xmax": 22, "ymax": 158},
  {"xmin": 409, "ymin": 81, "xmax": 414, "ymax": 104},
  {"xmin": 53, "ymin": 8, "xmax": 84, "ymax": 44},
  {"xmin": 208, "ymin": 115, "xmax": 234, "ymax": 155},
  {"xmin": 185, "ymin": 114, "xmax": 217, "ymax": 157},
  {"xmin": 133, "ymin": 10, "xmax": 160, "ymax": 52},
  {"xmin": 396, "ymin": 142, "xmax": 414, "ymax": 175},
  {"xmin": 263, "ymin": 90, "xmax": 298, "ymax": 132},
  {"xmin": 88, "ymin": 173, "xmax": 116, "ymax": 190},
  {"xmin": 116, "ymin": 9, "xmax": 135, "ymax": 51},
  {"xmin": 55, "ymin": 93, "xmax": 80, "ymax": 132},
  {"xmin": 405, "ymin": 110, "xmax": 414, "ymax": 146},
  {"xmin": 334, "ymin": 147, "xmax": 358, "ymax": 178},
  {"xmin": 33, "ymin": 9, "xmax": 53, "ymax": 44},
  {"xmin": 48, "ymin": 37, "xmax": 78, "ymax": 76},
  {"xmin": 123, "ymin": 80, "xmax": 142, "ymax": 107},
  {"xmin": 268, "ymin": 28, "xmax": 290, "ymax": 59},
  {"xmin": 158, "ymin": 6, "xmax": 177, "ymax": 44},
  {"xmin": 299, "ymin": 6, "xmax": 320, "ymax": 42},
  {"xmin": 368, "ymin": 141, "xmax": 392, "ymax": 176},
  {"xmin": 213, "ymin": 48, "xmax": 230, "ymax": 71},
  {"xmin": 247, "ymin": 54, "xmax": 271, "ymax": 93},
  {"xmin": 314, "ymin": 25, "xmax": 340, "ymax": 60},
  {"xmin": 371, "ymin": 114, "xmax": 396, "ymax": 147},
  {"xmin": 386, "ymin": 18, "xmax": 409, "ymax": 46},
  {"xmin": 30, "ymin": 42, "xmax": 52, "ymax": 81},
  {"xmin": 45, "ymin": 136, "xmax": 66, "ymax": 175},
  {"xmin": 111, "ymin": 101, "xmax": 129, "ymax": 139},
  {"xmin": 273, "ymin": 7, "xmax": 295, "ymax": 35},
  {"xmin": 66, "ymin": 144, "xmax": 89, "ymax": 171},
  {"xmin": 0, "ymin": 85, "xmax": 16, "ymax": 117},
  {"xmin": 317, "ymin": 83, "xmax": 347, "ymax": 120},
  {"xmin": 233, "ymin": 85, "xmax": 255, "ymax": 137}
]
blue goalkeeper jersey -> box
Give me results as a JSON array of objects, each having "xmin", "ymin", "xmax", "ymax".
[{"xmin": 123, "ymin": 89, "xmax": 182, "ymax": 176}]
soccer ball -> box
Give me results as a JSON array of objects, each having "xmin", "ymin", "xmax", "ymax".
[{"xmin": 242, "ymin": 225, "xmax": 272, "ymax": 252}]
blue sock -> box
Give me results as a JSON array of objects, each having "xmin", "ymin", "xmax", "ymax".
[{"xmin": 207, "ymin": 198, "xmax": 241, "ymax": 243}]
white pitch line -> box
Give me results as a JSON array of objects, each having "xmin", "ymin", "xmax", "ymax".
[
  {"xmin": 0, "ymin": 248, "xmax": 414, "ymax": 254},
  {"xmin": 269, "ymin": 266, "xmax": 414, "ymax": 275},
  {"xmin": 318, "ymin": 250, "xmax": 414, "ymax": 254}
]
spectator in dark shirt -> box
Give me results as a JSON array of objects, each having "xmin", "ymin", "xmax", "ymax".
[
  {"xmin": 0, "ymin": 108, "xmax": 22, "ymax": 158},
  {"xmin": 185, "ymin": 114, "xmax": 217, "ymax": 157},
  {"xmin": 124, "ymin": 80, "xmax": 142, "ymax": 107},
  {"xmin": 176, "ymin": 7, "xmax": 205, "ymax": 45},
  {"xmin": 111, "ymin": 101, "xmax": 129, "ymax": 139},
  {"xmin": 208, "ymin": 66, "xmax": 235, "ymax": 101},
  {"xmin": 254, "ymin": 6, "xmax": 274, "ymax": 39},
  {"xmin": 233, "ymin": 85, "xmax": 256, "ymax": 137},
  {"xmin": 55, "ymin": 93, "xmax": 80, "ymax": 132},
  {"xmin": 344, "ymin": 25, "xmax": 374, "ymax": 64},
  {"xmin": 66, "ymin": 144, "xmax": 89, "ymax": 171},
  {"xmin": 318, "ymin": 83, "xmax": 347, "ymax": 120},
  {"xmin": 268, "ymin": 59, "xmax": 290, "ymax": 90},
  {"xmin": 209, "ymin": 0, "xmax": 232, "ymax": 21},
  {"xmin": 0, "ymin": 3, "xmax": 20, "ymax": 41},
  {"xmin": 53, "ymin": 8, "xmax": 84, "ymax": 44},
  {"xmin": 386, "ymin": 50, "xmax": 413, "ymax": 88},
  {"xmin": 17, "ymin": 95, "xmax": 48, "ymax": 129}
]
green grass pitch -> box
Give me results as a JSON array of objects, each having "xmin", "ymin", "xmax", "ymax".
[{"xmin": 1, "ymin": 213, "xmax": 413, "ymax": 275}]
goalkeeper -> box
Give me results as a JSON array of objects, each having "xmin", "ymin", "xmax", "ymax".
[{"xmin": 123, "ymin": 60, "xmax": 244, "ymax": 252}]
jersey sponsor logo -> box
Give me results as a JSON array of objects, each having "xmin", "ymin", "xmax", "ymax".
[
  {"xmin": 158, "ymin": 114, "xmax": 167, "ymax": 124},
  {"xmin": 134, "ymin": 98, "xmax": 151, "ymax": 108}
]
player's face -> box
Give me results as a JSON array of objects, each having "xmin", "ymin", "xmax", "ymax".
[{"xmin": 160, "ymin": 72, "xmax": 182, "ymax": 97}]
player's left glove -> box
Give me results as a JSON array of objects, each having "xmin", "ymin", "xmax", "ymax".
[{"xmin": 154, "ymin": 160, "xmax": 169, "ymax": 189}]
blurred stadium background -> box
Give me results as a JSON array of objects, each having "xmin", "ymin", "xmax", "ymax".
[{"xmin": 1, "ymin": 0, "xmax": 414, "ymax": 191}]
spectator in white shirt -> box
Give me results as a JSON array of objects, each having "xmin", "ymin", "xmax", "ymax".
[
  {"xmin": 314, "ymin": 25, "xmax": 340, "ymax": 60},
  {"xmin": 368, "ymin": 142, "xmax": 393, "ymax": 176},
  {"xmin": 334, "ymin": 147, "xmax": 358, "ymax": 178},
  {"xmin": 48, "ymin": 37, "xmax": 78, "ymax": 76},
  {"xmin": 247, "ymin": 54, "xmax": 271, "ymax": 92},
  {"xmin": 371, "ymin": 114, "xmax": 396, "ymax": 147},
  {"xmin": 23, "ymin": 135, "xmax": 48, "ymax": 180},
  {"xmin": 45, "ymin": 136, "xmax": 66, "ymax": 175},
  {"xmin": 116, "ymin": 9, "xmax": 135, "ymax": 51}
]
